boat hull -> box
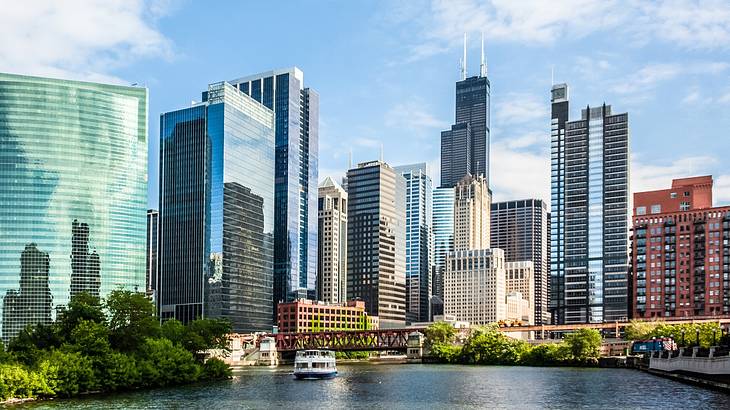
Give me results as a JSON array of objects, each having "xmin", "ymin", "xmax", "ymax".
[{"xmin": 293, "ymin": 371, "xmax": 338, "ymax": 380}]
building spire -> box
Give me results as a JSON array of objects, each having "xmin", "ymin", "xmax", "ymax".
[
  {"xmin": 461, "ymin": 32, "xmax": 468, "ymax": 80},
  {"xmin": 379, "ymin": 143, "xmax": 384, "ymax": 163},
  {"xmin": 348, "ymin": 149, "xmax": 352, "ymax": 169},
  {"xmin": 480, "ymin": 32, "xmax": 487, "ymax": 77}
]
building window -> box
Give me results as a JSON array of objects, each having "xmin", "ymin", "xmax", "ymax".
[
  {"xmin": 670, "ymin": 192, "xmax": 677, "ymax": 199},
  {"xmin": 650, "ymin": 204, "xmax": 661, "ymax": 214},
  {"xmin": 637, "ymin": 206, "xmax": 647, "ymax": 216},
  {"xmin": 680, "ymin": 202, "xmax": 690, "ymax": 211}
]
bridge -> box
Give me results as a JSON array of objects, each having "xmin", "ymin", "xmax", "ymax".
[
  {"xmin": 267, "ymin": 328, "xmax": 421, "ymax": 352},
  {"xmin": 262, "ymin": 316, "xmax": 730, "ymax": 352}
]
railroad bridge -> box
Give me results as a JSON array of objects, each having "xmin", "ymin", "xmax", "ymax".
[{"xmin": 263, "ymin": 316, "xmax": 730, "ymax": 352}]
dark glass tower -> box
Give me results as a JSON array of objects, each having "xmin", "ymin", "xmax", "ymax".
[
  {"xmin": 491, "ymin": 199, "xmax": 550, "ymax": 326},
  {"xmin": 441, "ymin": 75, "xmax": 490, "ymax": 188},
  {"xmin": 346, "ymin": 161, "xmax": 407, "ymax": 328},
  {"xmin": 146, "ymin": 209, "xmax": 159, "ymax": 299},
  {"xmin": 550, "ymin": 83, "xmax": 630, "ymax": 324},
  {"xmin": 228, "ymin": 68, "xmax": 319, "ymax": 312},
  {"xmin": 159, "ymin": 82, "xmax": 275, "ymax": 332}
]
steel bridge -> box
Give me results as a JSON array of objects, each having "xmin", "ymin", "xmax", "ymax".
[
  {"xmin": 263, "ymin": 316, "xmax": 730, "ymax": 352},
  {"xmin": 266, "ymin": 329, "xmax": 422, "ymax": 352}
]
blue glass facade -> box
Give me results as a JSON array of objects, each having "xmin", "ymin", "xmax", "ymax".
[
  {"xmin": 550, "ymin": 83, "xmax": 629, "ymax": 324},
  {"xmin": 394, "ymin": 163, "xmax": 433, "ymax": 323},
  {"xmin": 229, "ymin": 68, "xmax": 318, "ymax": 312},
  {"xmin": 0, "ymin": 73, "xmax": 147, "ymax": 342},
  {"xmin": 432, "ymin": 187, "xmax": 455, "ymax": 305},
  {"xmin": 159, "ymin": 82, "xmax": 275, "ymax": 332}
]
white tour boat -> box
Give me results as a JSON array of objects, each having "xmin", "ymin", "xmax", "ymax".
[{"xmin": 293, "ymin": 350, "xmax": 337, "ymax": 379}]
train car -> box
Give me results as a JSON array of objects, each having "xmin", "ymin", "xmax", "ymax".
[{"xmin": 631, "ymin": 338, "xmax": 677, "ymax": 354}]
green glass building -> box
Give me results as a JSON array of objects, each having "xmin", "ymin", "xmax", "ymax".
[{"xmin": 0, "ymin": 73, "xmax": 148, "ymax": 342}]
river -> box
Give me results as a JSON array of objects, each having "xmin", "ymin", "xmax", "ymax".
[{"xmin": 14, "ymin": 364, "xmax": 728, "ymax": 409}]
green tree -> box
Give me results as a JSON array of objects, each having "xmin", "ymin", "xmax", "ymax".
[
  {"xmin": 563, "ymin": 329, "xmax": 602, "ymax": 362},
  {"xmin": 161, "ymin": 319, "xmax": 187, "ymax": 345},
  {"xmin": 136, "ymin": 338, "xmax": 201, "ymax": 387},
  {"xmin": 202, "ymin": 357, "xmax": 232, "ymax": 380},
  {"xmin": 183, "ymin": 319, "xmax": 232, "ymax": 359},
  {"xmin": 105, "ymin": 290, "xmax": 161, "ymax": 352},
  {"xmin": 39, "ymin": 350, "xmax": 95, "ymax": 397},
  {"xmin": 424, "ymin": 322, "xmax": 456, "ymax": 349},
  {"xmin": 95, "ymin": 352, "xmax": 140, "ymax": 391},
  {"xmin": 57, "ymin": 292, "xmax": 106, "ymax": 340},
  {"xmin": 68, "ymin": 320, "xmax": 111, "ymax": 357}
]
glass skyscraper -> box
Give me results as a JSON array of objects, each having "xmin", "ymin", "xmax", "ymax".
[
  {"xmin": 550, "ymin": 83, "xmax": 630, "ymax": 324},
  {"xmin": 0, "ymin": 73, "xmax": 148, "ymax": 342},
  {"xmin": 431, "ymin": 187, "xmax": 455, "ymax": 312},
  {"xmin": 394, "ymin": 163, "xmax": 433, "ymax": 323},
  {"xmin": 440, "ymin": 75, "xmax": 490, "ymax": 188},
  {"xmin": 228, "ymin": 68, "xmax": 318, "ymax": 311},
  {"xmin": 158, "ymin": 81, "xmax": 275, "ymax": 333}
]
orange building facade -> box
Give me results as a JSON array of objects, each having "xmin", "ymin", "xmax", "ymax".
[
  {"xmin": 632, "ymin": 176, "xmax": 730, "ymax": 319},
  {"xmin": 276, "ymin": 299, "xmax": 379, "ymax": 333}
]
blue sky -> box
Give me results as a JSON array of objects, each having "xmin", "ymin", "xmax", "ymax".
[{"xmin": 2, "ymin": 0, "xmax": 730, "ymax": 209}]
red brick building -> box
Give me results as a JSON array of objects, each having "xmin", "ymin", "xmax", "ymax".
[
  {"xmin": 632, "ymin": 176, "xmax": 730, "ymax": 319},
  {"xmin": 276, "ymin": 299, "xmax": 379, "ymax": 333}
]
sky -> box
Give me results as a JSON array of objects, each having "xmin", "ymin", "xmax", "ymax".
[{"xmin": 2, "ymin": 0, "xmax": 730, "ymax": 209}]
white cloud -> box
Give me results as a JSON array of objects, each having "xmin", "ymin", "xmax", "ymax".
[
  {"xmin": 682, "ymin": 87, "xmax": 702, "ymax": 105},
  {"xmin": 631, "ymin": 155, "xmax": 717, "ymax": 194},
  {"xmin": 489, "ymin": 128, "xmax": 550, "ymax": 204},
  {"xmin": 634, "ymin": 0, "xmax": 730, "ymax": 50},
  {"xmin": 391, "ymin": 0, "xmax": 730, "ymax": 63},
  {"xmin": 610, "ymin": 62, "xmax": 729, "ymax": 100},
  {"xmin": 384, "ymin": 101, "xmax": 449, "ymax": 133},
  {"xmin": 0, "ymin": 0, "xmax": 173, "ymax": 83},
  {"xmin": 494, "ymin": 93, "xmax": 548, "ymax": 126},
  {"xmin": 714, "ymin": 175, "xmax": 730, "ymax": 204}
]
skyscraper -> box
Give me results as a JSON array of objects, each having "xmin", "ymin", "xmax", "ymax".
[
  {"xmin": 440, "ymin": 36, "xmax": 490, "ymax": 188},
  {"xmin": 346, "ymin": 161, "xmax": 407, "ymax": 328},
  {"xmin": 0, "ymin": 73, "xmax": 148, "ymax": 342},
  {"xmin": 491, "ymin": 199, "xmax": 550, "ymax": 325},
  {"xmin": 159, "ymin": 81, "xmax": 275, "ymax": 332},
  {"xmin": 454, "ymin": 174, "xmax": 491, "ymax": 251},
  {"xmin": 317, "ymin": 177, "xmax": 348, "ymax": 304},
  {"xmin": 227, "ymin": 68, "xmax": 319, "ymax": 310},
  {"xmin": 394, "ymin": 163, "xmax": 433, "ymax": 323},
  {"xmin": 550, "ymin": 83, "xmax": 630, "ymax": 324},
  {"xmin": 146, "ymin": 209, "xmax": 159, "ymax": 300},
  {"xmin": 431, "ymin": 187, "xmax": 455, "ymax": 315},
  {"xmin": 444, "ymin": 248, "xmax": 506, "ymax": 325}
]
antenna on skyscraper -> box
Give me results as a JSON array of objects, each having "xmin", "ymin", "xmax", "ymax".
[
  {"xmin": 379, "ymin": 143, "xmax": 384, "ymax": 163},
  {"xmin": 480, "ymin": 32, "xmax": 486, "ymax": 77},
  {"xmin": 461, "ymin": 32, "xmax": 468, "ymax": 80},
  {"xmin": 551, "ymin": 65, "xmax": 555, "ymax": 85},
  {"xmin": 348, "ymin": 149, "xmax": 353, "ymax": 169}
]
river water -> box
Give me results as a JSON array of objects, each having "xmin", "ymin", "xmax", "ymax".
[{"xmin": 15, "ymin": 364, "xmax": 728, "ymax": 409}]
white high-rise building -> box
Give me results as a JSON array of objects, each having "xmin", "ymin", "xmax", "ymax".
[
  {"xmin": 454, "ymin": 174, "xmax": 491, "ymax": 252},
  {"xmin": 317, "ymin": 177, "xmax": 347, "ymax": 304},
  {"xmin": 444, "ymin": 248, "xmax": 506, "ymax": 325},
  {"xmin": 506, "ymin": 261, "xmax": 534, "ymax": 325}
]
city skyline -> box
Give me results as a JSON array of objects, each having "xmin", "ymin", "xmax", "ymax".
[{"xmin": 2, "ymin": 1, "xmax": 729, "ymax": 210}]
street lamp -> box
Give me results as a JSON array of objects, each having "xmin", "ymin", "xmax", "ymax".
[{"xmin": 696, "ymin": 329, "xmax": 701, "ymax": 347}]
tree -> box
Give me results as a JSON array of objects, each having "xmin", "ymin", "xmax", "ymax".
[
  {"xmin": 563, "ymin": 329, "xmax": 602, "ymax": 362},
  {"xmin": 202, "ymin": 358, "xmax": 232, "ymax": 380},
  {"xmin": 161, "ymin": 319, "xmax": 187, "ymax": 345},
  {"xmin": 39, "ymin": 350, "xmax": 95, "ymax": 397},
  {"xmin": 183, "ymin": 319, "xmax": 232, "ymax": 359},
  {"xmin": 105, "ymin": 289, "xmax": 160, "ymax": 352},
  {"xmin": 424, "ymin": 322, "xmax": 456, "ymax": 349},
  {"xmin": 136, "ymin": 338, "xmax": 201, "ymax": 387},
  {"xmin": 68, "ymin": 320, "xmax": 111, "ymax": 357},
  {"xmin": 56, "ymin": 292, "xmax": 106, "ymax": 341}
]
